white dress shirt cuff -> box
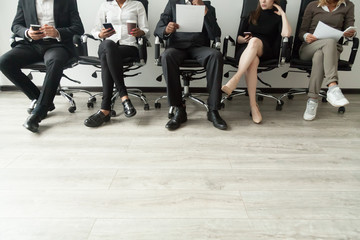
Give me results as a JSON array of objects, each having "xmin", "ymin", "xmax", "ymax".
[
  {"xmin": 55, "ymin": 29, "xmax": 61, "ymax": 42},
  {"xmin": 303, "ymin": 33, "xmax": 309, "ymax": 42},
  {"xmin": 25, "ymin": 29, "xmax": 33, "ymax": 42}
]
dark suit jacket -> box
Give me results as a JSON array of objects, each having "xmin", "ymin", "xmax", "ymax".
[
  {"xmin": 154, "ymin": 0, "xmax": 221, "ymax": 49},
  {"xmin": 11, "ymin": 0, "xmax": 84, "ymax": 56}
]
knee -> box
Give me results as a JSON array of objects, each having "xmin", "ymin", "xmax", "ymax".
[
  {"xmin": 209, "ymin": 49, "xmax": 223, "ymax": 62},
  {"xmin": 322, "ymin": 39, "xmax": 338, "ymax": 51},
  {"xmin": 0, "ymin": 55, "xmax": 13, "ymax": 72},
  {"xmin": 98, "ymin": 40, "xmax": 117, "ymax": 55},
  {"xmin": 161, "ymin": 49, "xmax": 178, "ymax": 65},
  {"xmin": 45, "ymin": 57, "xmax": 67, "ymax": 68},
  {"xmin": 248, "ymin": 38, "xmax": 262, "ymax": 49},
  {"xmin": 323, "ymin": 38, "xmax": 337, "ymax": 46}
]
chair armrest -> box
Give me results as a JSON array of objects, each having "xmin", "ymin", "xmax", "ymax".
[
  {"xmin": 348, "ymin": 37, "xmax": 359, "ymax": 66},
  {"xmin": 136, "ymin": 36, "xmax": 148, "ymax": 66},
  {"xmin": 212, "ymin": 36, "xmax": 221, "ymax": 50},
  {"xmin": 155, "ymin": 36, "xmax": 163, "ymax": 66},
  {"xmin": 222, "ymin": 35, "xmax": 235, "ymax": 59},
  {"xmin": 9, "ymin": 33, "xmax": 26, "ymax": 48},
  {"xmin": 280, "ymin": 36, "xmax": 293, "ymax": 65}
]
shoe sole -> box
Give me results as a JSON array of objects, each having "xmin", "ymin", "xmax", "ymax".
[
  {"xmin": 207, "ymin": 117, "xmax": 227, "ymax": 130},
  {"xmin": 326, "ymin": 98, "xmax": 349, "ymax": 108},
  {"xmin": 125, "ymin": 110, "xmax": 137, "ymax": 118},
  {"xmin": 23, "ymin": 124, "xmax": 38, "ymax": 133}
]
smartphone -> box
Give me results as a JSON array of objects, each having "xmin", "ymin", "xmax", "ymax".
[
  {"xmin": 30, "ymin": 24, "xmax": 41, "ymax": 31},
  {"xmin": 103, "ymin": 23, "xmax": 115, "ymax": 31},
  {"xmin": 244, "ymin": 32, "xmax": 252, "ymax": 36}
]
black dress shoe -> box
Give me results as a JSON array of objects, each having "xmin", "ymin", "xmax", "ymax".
[
  {"xmin": 84, "ymin": 110, "xmax": 110, "ymax": 127},
  {"xmin": 23, "ymin": 114, "xmax": 41, "ymax": 133},
  {"xmin": 122, "ymin": 99, "xmax": 137, "ymax": 118},
  {"xmin": 29, "ymin": 103, "xmax": 55, "ymax": 120},
  {"xmin": 165, "ymin": 106, "xmax": 187, "ymax": 131},
  {"xmin": 207, "ymin": 110, "xmax": 227, "ymax": 130},
  {"xmin": 48, "ymin": 103, "xmax": 56, "ymax": 112}
]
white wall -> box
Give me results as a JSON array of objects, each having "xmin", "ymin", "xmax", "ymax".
[{"xmin": 0, "ymin": 0, "xmax": 359, "ymax": 89}]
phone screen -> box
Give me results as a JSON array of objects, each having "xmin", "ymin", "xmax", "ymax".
[
  {"xmin": 31, "ymin": 24, "xmax": 41, "ymax": 31},
  {"xmin": 103, "ymin": 23, "xmax": 114, "ymax": 30}
]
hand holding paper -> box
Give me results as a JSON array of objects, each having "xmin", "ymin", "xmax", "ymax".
[
  {"xmin": 176, "ymin": 4, "xmax": 205, "ymax": 33},
  {"xmin": 343, "ymin": 26, "xmax": 357, "ymax": 38}
]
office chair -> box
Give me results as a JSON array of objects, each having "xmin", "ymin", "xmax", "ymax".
[
  {"xmin": 77, "ymin": 0, "xmax": 150, "ymax": 117},
  {"xmin": 9, "ymin": 34, "xmax": 92, "ymax": 114},
  {"xmin": 153, "ymin": 1, "xmax": 222, "ymax": 118},
  {"xmin": 221, "ymin": 0, "xmax": 291, "ymax": 111},
  {"xmin": 279, "ymin": 0, "xmax": 358, "ymax": 114}
]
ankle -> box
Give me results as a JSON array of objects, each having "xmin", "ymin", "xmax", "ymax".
[{"xmin": 100, "ymin": 109, "xmax": 110, "ymax": 116}]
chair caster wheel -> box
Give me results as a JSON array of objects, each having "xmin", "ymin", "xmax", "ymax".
[
  {"xmin": 87, "ymin": 102, "xmax": 94, "ymax": 108},
  {"xmin": 155, "ymin": 102, "xmax": 161, "ymax": 109},
  {"xmin": 69, "ymin": 93, "xmax": 74, "ymax": 97},
  {"xmin": 227, "ymin": 96, "xmax": 233, "ymax": 101},
  {"xmin": 221, "ymin": 103, "xmax": 225, "ymax": 109},
  {"xmin": 257, "ymin": 96, "xmax": 264, "ymax": 101},
  {"xmin": 338, "ymin": 106, "xmax": 345, "ymax": 114},
  {"xmin": 144, "ymin": 104, "xmax": 150, "ymax": 111},
  {"xmin": 168, "ymin": 113, "xmax": 174, "ymax": 119},
  {"xmin": 276, "ymin": 103, "xmax": 283, "ymax": 111},
  {"xmin": 288, "ymin": 95, "xmax": 294, "ymax": 100},
  {"xmin": 68, "ymin": 106, "xmax": 76, "ymax": 113},
  {"xmin": 322, "ymin": 97, "xmax": 327, "ymax": 103},
  {"xmin": 111, "ymin": 110, "xmax": 116, "ymax": 117},
  {"xmin": 89, "ymin": 97, "xmax": 96, "ymax": 103}
]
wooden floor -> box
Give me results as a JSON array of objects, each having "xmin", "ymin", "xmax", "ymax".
[{"xmin": 0, "ymin": 90, "xmax": 359, "ymax": 240}]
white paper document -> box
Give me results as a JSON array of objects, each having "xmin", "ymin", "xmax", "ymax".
[
  {"xmin": 176, "ymin": 4, "xmax": 205, "ymax": 33},
  {"xmin": 313, "ymin": 21, "xmax": 344, "ymax": 41}
]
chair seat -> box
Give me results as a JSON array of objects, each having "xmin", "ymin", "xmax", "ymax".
[
  {"xmin": 23, "ymin": 57, "xmax": 78, "ymax": 71},
  {"xmin": 79, "ymin": 56, "xmax": 140, "ymax": 67},
  {"xmin": 290, "ymin": 58, "xmax": 352, "ymax": 71}
]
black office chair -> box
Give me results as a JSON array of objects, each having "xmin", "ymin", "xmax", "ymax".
[
  {"xmin": 153, "ymin": 1, "xmax": 222, "ymax": 118},
  {"xmin": 9, "ymin": 34, "xmax": 92, "ymax": 114},
  {"xmin": 279, "ymin": 0, "xmax": 359, "ymax": 114},
  {"xmin": 221, "ymin": 0, "xmax": 291, "ymax": 111},
  {"xmin": 77, "ymin": 0, "xmax": 150, "ymax": 116}
]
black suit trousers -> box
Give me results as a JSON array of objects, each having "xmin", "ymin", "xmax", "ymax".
[
  {"xmin": 161, "ymin": 46, "xmax": 223, "ymax": 111},
  {"xmin": 0, "ymin": 42, "xmax": 70, "ymax": 116},
  {"xmin": 98, "ymin": 40, "xmax": 138, "ymax": 110}
]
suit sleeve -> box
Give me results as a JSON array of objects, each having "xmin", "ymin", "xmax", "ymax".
[
  {"xmin": 154, "ymin": 1, "xmax": 172, "ymax": 39},
  {"xmin": 203, "ymin": 3, "xmax": 221, "ymax": 41},
  {"xmin": 343, "ymin": 3, "xmax": 355, "ymax": 30},
  {"xmin": 56, "ymin": 0, "xmax": 84, "ymax": 42},
  {"xmin": 11, "ymin": 0, "xmax": 28, "ymax": 39}
]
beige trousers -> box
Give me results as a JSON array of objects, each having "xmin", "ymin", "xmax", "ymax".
[{"xmin": 299, "ymin": 39, "xmax": 343, "ymax": 98}]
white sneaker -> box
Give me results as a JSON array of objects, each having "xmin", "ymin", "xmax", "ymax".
[
  {"xmin": 303, "ymin": 99, "xmax": 318, "ymax": 121},
  {"xmin": 326, "ymin": 86, "xmax": 349, "ymax": 107}
]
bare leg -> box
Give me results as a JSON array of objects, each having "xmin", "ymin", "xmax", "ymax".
[
  {"xmin": 245, "ymin": 57, "xmax": 262, "ymax": 124},
  {"xmin": 245, "ymin": 57, "xmax": 260, "ymax": 108},
  {"xmin": 222, "ymin": 38, "xmax": 263, "ymax": 95}
]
